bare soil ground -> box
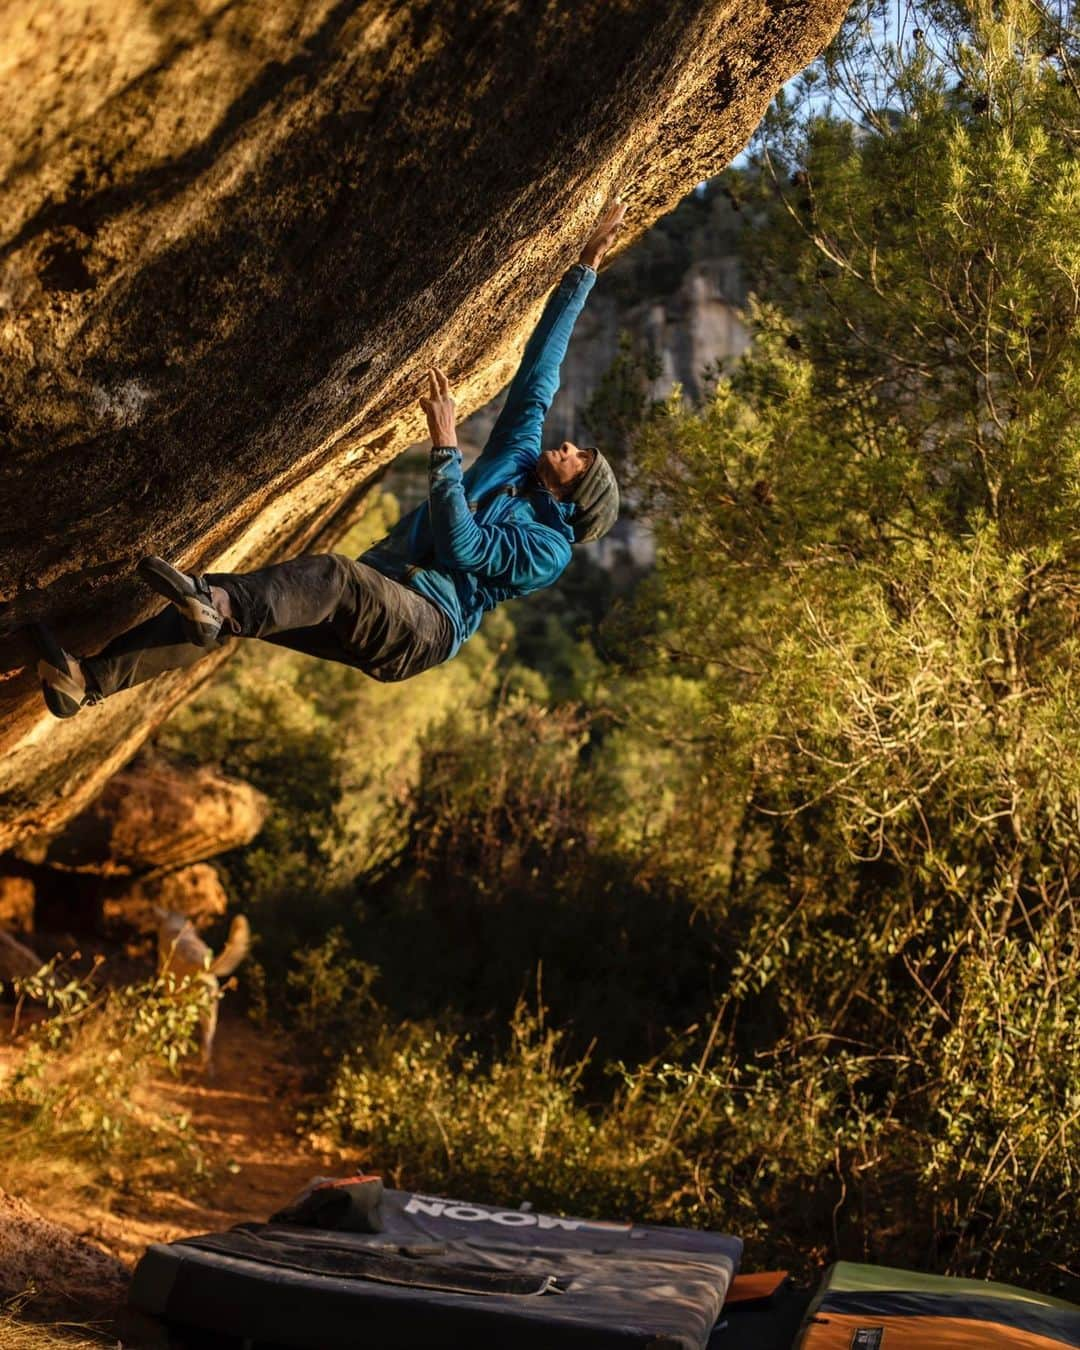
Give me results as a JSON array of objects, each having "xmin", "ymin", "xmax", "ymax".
[{"xmin": 26, "ymin": 1013, "xmax": 333, "ymax": 1271}]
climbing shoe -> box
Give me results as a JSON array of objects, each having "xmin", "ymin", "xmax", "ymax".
[
  {"xmin": 31, "ymin": 623, "xmax": 94, "ymax": 719},
  {"xmin": 137, "ymin": 556, "xmax": 228, "ymax": 648}
]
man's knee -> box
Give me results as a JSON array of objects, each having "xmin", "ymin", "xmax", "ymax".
[{"xmin": 326, "ymin": 553, "xmax": 358, "ymax": 581}]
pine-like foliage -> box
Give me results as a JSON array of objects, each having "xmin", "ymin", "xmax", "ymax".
[{"xmin": 627, "ymin": 0, "xmax": 1080, "ymax": 1281}]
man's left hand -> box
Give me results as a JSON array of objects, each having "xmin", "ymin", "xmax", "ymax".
[
  {"xmin": 579, "ymin": 198, "xmax": 627, "ymax": 271},
  {"xmin": 420, "ymin": 366, "xmax": 457, "ymax": 446}
]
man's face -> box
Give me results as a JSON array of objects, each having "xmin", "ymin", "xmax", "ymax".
[{"xmin": 536, "ymin": 441, "xmax": 595, "ymax": 499}]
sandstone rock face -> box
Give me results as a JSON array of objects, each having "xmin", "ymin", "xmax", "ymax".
[
  {"xmin": 0, "ymin": 0, "xmax": 849, "ymax": 850},
  {"xmin": 104, "ymin": 861, "xmax": 231, "ymax": 932},
  {"xmin": 0, "ymin": 875, "xmax": 35, "ymax": 931},
  {"xmin": 37, "ymin": 754, "xmax": 268, "ymax": 874},
  {"xmin": 0, "ymin": 928, "xmax": 45, "ymax": 983}
]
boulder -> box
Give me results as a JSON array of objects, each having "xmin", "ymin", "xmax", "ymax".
[
  {"xmin": 36, "ymin": 755, "xmax": 268, "ymax": 874},
  {"xmin": 104, "ymin": 862, "xmax": 230, "ymax": 932},
  {"xmin": 0, "ymin": 1189, "xmax": 128, "ymax": 1317},
  {"xmin": 0, "ymin": 874, "xmax": 34, "ymax": 931},
  {"xmin": 0, "ymin": 0, "xmax": 850, "ymax": 850},
  {"xmin": 0, "ymin": 928, "xmax": 46, "ymax": 984}
]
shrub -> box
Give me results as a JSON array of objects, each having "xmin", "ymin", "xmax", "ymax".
[
  {"xmin": 1, "ymin": 958, "xmax": 210, "ymax": 1199},
  {"xmin": 308, "ymin": 1000, "xmax": 649, "ymax": 1218}
]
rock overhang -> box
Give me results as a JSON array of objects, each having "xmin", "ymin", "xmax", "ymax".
[{"xmin": 0, "ymin": 0, "xmax": 850, "ymax": 849}]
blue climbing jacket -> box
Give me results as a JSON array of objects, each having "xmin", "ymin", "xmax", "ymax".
[{"xmin": 362, "ymin": 263, "xmax": 596, "ymax": 657}]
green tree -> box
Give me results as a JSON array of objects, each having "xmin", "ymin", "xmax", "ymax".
[{"xmin": 627, "ymin": 0, "xmax": 1080, "ymax": 1285}]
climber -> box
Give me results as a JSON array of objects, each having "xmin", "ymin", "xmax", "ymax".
[{"xmin": 33, "ymin": 200, "xmax": 626, "ymax": 717}]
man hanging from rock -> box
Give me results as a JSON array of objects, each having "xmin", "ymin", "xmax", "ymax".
[{"xmin": 34, "ymin": 200, "xmax": 625, "ymax": 717}]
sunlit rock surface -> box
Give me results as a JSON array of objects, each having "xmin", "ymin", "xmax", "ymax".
[
  {"xmin": 34, "ymin": 754, "xmax": 267, "ymax": 874},
  {"xmin": 0, "ymin": 0, "xmax": 848, "ymax": 849},
  {"xmin": 0, "ymin": 928, "xmax": 44, "ymax": 983},
  {"xmin": 103, "ymin": 862, "xmax": 231, "ymax": 933},
  {"xmin": 0, "ymin": 875, "xmax": 35, "ymax": 931}
]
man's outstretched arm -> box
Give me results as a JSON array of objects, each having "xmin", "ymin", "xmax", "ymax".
[
  {"xmin": 477, "ymin": 199, "xmax": 627, "ymax": 473},
  {"xmin": 419, "ymin": 367, "xmax": 572, "ymax": 584}
]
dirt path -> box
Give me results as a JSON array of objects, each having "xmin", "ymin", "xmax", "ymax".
[{"xmin": 30, "ymin": 1014, "xmax": 335, "ymax": 1271}]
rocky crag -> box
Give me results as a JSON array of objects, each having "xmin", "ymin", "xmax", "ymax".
[
  {"xmin": 0, "ymin": 0, "xmax": 849, "ymax": 852},
  {"xmin": 0, "ymin": 751, "xmax": 264, "ymax": 975}
]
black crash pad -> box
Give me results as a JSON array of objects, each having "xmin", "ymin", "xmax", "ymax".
[{"xmin": 125, "ymin": 1187, "xmax": 743, "ymax": 1349}]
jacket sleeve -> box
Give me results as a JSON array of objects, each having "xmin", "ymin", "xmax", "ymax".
[
  {"xmin": 473, "ymin": 263, "xmax": 597, "ymax": 477},
  {"xmin": 427, "ymin": 447, "xmax": 571, "ymax": 586}
]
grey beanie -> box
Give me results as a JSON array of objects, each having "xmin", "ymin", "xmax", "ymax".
[{"xmin": 570, "ymin": 449, "xmax": 619, "ymax": 543}]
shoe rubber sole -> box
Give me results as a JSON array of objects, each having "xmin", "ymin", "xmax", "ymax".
[
  {"xmin": 30, "ymin": 622, "xmax": 85, "ymax": 719},
  {"xmin": 137, "ymin": 555, "xmax": 222, "ymax": 648}
]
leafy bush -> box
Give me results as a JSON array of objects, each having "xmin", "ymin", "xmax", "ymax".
[
  {"xmin": 0, "ymin": 958, "xmax": 209, "ymax": 1199},
  {"xmin": 310, "ymin": 1001, "xmax": 606, "ymax": 1210},
  {"xmin": 344, "ymin": 696, "xmax": 724, "ymax": 1067},
  {"xmin": 308, "ymin": 999, "xmax": 719, "ymax": 1229}
]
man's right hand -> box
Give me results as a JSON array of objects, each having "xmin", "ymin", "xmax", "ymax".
[
  {"xmin": 579, "ymin": 198, "xmax": 627, "ymax": 271},
  {"xmin": 420, "ymin": 366, "xmax": 457, "ymax": 446}
]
